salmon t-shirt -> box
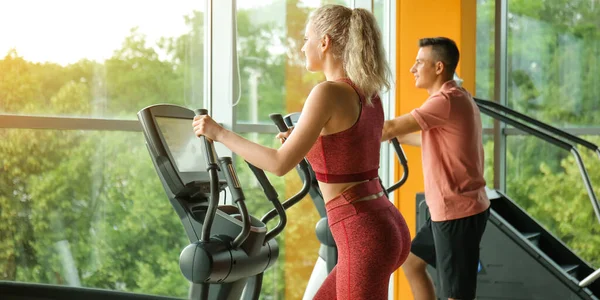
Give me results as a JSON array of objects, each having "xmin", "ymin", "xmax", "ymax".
[{"xmin": 410, "ymin": 80, "xmax": 490, "ymax": 221}]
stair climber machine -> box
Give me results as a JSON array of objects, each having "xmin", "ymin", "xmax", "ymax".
[
  {"xmin": 270, "ymin": 112, "xmax": 410, "ymax": 300},
  {"xmin": 137, "ymin": 104, "xmax": 313, "ymax": 300},
  {"xmin": 417, "ymin": 190, "xmax": 600, "ymax": 300}
]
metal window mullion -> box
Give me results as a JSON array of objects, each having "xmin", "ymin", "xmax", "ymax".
[
  {"xmin": 206, "ymin": 0, "xmax": 237, "ymax": 206},
  {"xmin": 380, "ymin": 0, "xmax": 396, "ymax": 193},
  {"xmin": 5, "ymin": 114, "xmax": 597, "ymax": 137},
  {"xmin": 493, "ymin": 0, "xmax": 508, "ymax": 192},
  {"xmin": 382, "ymin": 4, "xmax": 399, "ymax": 300},
  {"xmin": 211, "ymin": 0, "xmax": 236, "ymax": 159},
  {"xmin": 233, "ymin": 123, "xmax": 278, "ymax": 134},
  {"xmin": 0, "ymin": 115, "xmax": 141, "ymax": 132},
  {"xmin": 204, "ymin": 0, "xmax": 213, "ymax": 113}
]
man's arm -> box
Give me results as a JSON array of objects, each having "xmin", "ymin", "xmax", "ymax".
[
  {"xmin": 395, "ymin": 133, "xmax": 421, "ymax": 147},
  {"xmin": 382, "ymin": 113, "xmax": 422, "ymax": 142}
]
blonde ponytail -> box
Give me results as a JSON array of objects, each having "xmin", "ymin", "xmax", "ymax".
[
  {"xmin": 345, "ymin": 8, "xmax": 391, "ymax": 104},
  {"xmin": 309, "ymin": 5, "xmax": 391, "ymax": 104}
]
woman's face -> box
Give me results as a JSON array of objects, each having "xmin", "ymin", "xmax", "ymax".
[{"xmin": 301, "ymin": 23, "xmax": 323, "ymax": 72}]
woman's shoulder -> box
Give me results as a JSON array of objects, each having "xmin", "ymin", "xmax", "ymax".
[
  {"xmin": 313, "ymin": 79, "xmax": 349, "ymax": 90},
  {"xmin": 308, "ymin": 80, "xmax": 353, "ymax": 100}
]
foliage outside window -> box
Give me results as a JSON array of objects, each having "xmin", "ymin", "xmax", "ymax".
[
  {"xmin": 0, "ymin": 2, "xmax": 204, "ymax": 298},
  {"xmin": 477, "ymin": 0, "xmax": 600, "ymax": 267}
]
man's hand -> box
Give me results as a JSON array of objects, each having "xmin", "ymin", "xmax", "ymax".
[{"xmin": 382, "ymin": 120, "xmax": 393, "ymax": 142}]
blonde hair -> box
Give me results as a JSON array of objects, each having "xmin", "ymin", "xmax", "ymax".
[{"xmin": 308, "ymin": 5, "xmax": 391, "ymax": 104}]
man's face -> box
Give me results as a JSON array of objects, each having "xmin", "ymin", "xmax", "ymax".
[{"xmin": 409, "ymin": 46, "xmax": 439, "ymax": 89}]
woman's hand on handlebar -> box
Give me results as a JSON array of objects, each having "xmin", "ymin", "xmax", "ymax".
[
  {"xmin": 193, "ymin": 114, "xmax": 226, "ymax": 142},
  {"xmin": 275, "ymin": 127, "xmax": 294, "ymax": 144}
]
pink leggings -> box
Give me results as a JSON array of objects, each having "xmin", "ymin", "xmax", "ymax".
[{"xmin": 313, "ymin": 179, "xmax": 411, "ymax": 300}]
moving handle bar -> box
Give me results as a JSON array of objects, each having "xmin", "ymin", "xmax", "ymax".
[
  {"xmin": 387, "ymin": 138, "xmax": 409, "ymax": 194},
  {"xmin": 194, "ymin": 110, "xmax": 309, "ymax": 245},
  {"xmin": 245, "ymin": 163, "xmax": 288, "ymax": 243},
  {"xmin": 194, "ymin": 109, "xmax": 251, "ymax": 247},
  {"xmin": 259, "ymin": 114, "xmax": 315, "ymax": 225}
]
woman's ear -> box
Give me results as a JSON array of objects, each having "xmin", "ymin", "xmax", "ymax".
[{"xmin": 321, "ymin": 34, "xmax": 331, "ymax": 52}]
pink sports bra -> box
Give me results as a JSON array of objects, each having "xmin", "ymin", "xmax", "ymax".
[{"xmin": 305, "ymin": 78, "xmax": 384, "ymax": 183}]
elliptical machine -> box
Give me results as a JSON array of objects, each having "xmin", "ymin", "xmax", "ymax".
[
  {"xmin": 138, "ymin": 104, "xmax": 312, "ymax": 300},
  {"xmin": 270, "ymin": 112, "xmax": 410, "ymax": 300}
]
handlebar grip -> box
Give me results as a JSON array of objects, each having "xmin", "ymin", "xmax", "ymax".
[
  {"xmin": 269, "ymin": 113, "xmax": 289, "ymax": 133},
  {"xmin": 194, "ymin": 109, "xmax": 218, "ymax": 168},
  {"xmin": 283, "ymin": 115, "xmax": 294, "ymax": 128},
  {"xmin": 195, "ymin": 109, "xmax": 208, "ymax": 116}
]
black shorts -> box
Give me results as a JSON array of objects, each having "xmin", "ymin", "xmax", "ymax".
[{"xmin": 411, "ymin": 208, "xmax": 490, "ymax": 299}]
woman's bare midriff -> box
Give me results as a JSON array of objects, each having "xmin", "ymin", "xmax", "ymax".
[{"xmin": 319, "ymin": 178, "xmax": 382, "ymax": 204}]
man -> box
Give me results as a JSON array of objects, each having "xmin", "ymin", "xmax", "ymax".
[{"xmin": 382, "ymin": 37, "xmax": 490, "ymax": 300}]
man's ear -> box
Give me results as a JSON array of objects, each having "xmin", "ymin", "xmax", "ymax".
[{"xmin": 435, "ymin": 61, "xmax": 445, "ymax": 75}]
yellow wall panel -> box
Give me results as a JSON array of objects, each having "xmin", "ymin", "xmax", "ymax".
[{"xmin": 394, "ymin": 0, "xmax": 476, "ymax": 298}]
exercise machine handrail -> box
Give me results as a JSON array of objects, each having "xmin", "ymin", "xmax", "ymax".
[
  {"xmin": 194, "ymin": 109, "xmax": 225, "ymax": 243},
  {"xmin": 475, "ymin": 98, "xmax": 600, "ymax": 160},
  {"xmin": 476, "ymin": 104, "xmax": 600, "ymax": 288}
]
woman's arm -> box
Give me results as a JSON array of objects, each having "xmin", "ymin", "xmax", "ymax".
[{"xmin": 194, "ymin": 82, "xmax": 337, "ymax": 176}]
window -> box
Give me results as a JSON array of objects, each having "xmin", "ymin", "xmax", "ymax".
[
  {"xmin": 231, "ymin": 1, "xmax": 391, "ymax": 298},
  {"xmin": 506, "ymin": 0, "xmax": 599, "ymax": 126},
  {"xmin": 234, "ymin": 0, "xmax": 350, "ymax": 125},
  {"xmin": 0, "ymin": 0, "xmax": 206, "ymax": 118},
  {"xmin": 0, "ymin": 1, "xmax": 207, "ymax": 297},
  {"xmin": 481, "ymin": 0, "xmax": 600, "ymax": 268},
  {"xmin": 1, "ymin": 1, "xmax": 399, "ymax": 298},
  {"xmin": 505, "ymin": 0, "xmax": 600, "ymax": 267},
  {"xmin": 0, "ymin": 129, "xmax": 190, "ymax": 297}
]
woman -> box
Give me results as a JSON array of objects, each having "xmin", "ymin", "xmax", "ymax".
[{"xmin": 193, "ymin": 5, "xmax": 410, "ymax": 299}]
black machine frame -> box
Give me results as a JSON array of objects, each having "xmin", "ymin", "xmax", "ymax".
[{"xmin": 138, "ymin": 104, "xmax": 311, "ymax": 300}]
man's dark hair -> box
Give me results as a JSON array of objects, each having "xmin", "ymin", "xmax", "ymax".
[{"xmin": 418, "ymin": 37, "xmax": 460, "ymax": 76}]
